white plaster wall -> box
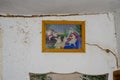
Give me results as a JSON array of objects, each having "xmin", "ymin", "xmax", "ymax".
[
  {"xmin": 0, "ymin": 13, "xmax": 117, "ymax": 80},
  {"xmin": 0, "ymin": 29, "xmax": 2, "ymax": 80},
  {"xmin": 114, "ymin": 9, "xmax": 120, "ymax": 66}
]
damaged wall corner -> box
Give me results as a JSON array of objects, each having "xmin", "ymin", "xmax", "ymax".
[{"xmin": 113, "ymin": 9, "xmax": 120, "ymax": 67}]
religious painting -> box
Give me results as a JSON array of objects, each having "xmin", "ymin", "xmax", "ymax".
[{"xmin": 42, "ymin": 20, "xmax": 85, "ymax": 53}]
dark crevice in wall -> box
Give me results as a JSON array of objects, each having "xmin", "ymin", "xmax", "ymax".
[{"xmin": 0, "ymin": 13, "xmax": 106, "ymax": 18}]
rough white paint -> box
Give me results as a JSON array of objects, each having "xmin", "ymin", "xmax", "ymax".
[
  {"xmin": 0, "ymin": 13, "xmax": 117, "ymax": 80},
  {"xmin": 114, "ymin": 8, "xmax": 120, "ymax": 67},
  {"xmin": 0, "ymin": 29, "xmax": 2, "ymax": 80}
]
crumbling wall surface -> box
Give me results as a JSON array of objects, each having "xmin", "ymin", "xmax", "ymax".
[{"xmin": 0, "ymin": 13, "xmax": 117, "ymax": 80}]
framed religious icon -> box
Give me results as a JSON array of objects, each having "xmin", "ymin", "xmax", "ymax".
[{"xmin": 42, "ymin": 20, "xmax": 85, "ymax": 53}]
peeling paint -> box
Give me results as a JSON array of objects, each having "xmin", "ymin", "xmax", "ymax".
[
  {"xmin": 16, "ymin": 27, "xmax": 31, "ymax": 46},
  {"xmin": 106, "ymin": 13, "xmax": 113, "ymax": 21}
]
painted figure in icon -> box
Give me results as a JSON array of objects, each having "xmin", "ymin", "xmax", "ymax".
[
  {"xmin": 46, "ymin": 25, "xmax": 81, "ymax": 49},
  {"xmin": 64, "ymin": 27, "xmax": 81, "ymax": 49}
]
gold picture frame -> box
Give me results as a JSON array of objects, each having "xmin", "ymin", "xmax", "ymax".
[{"xmin": 42, "ymin": 20, "xmax": 85, "ymax": 53}]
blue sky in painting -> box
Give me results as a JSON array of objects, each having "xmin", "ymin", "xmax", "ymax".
[{"xmin": 47, "ymin": 24, "xmax": 77, "ymax": 33}]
